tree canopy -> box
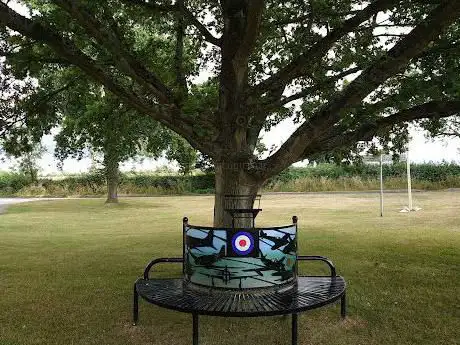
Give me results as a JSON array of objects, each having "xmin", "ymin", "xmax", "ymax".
[{"xmin": 1, "ymin": 0, "xmax": 459, "ymax": 225}]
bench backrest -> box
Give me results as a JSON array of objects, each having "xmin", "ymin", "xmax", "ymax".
[{"xmin": 183, "ymin": 218, "xmax": 298, "ymax": 289}]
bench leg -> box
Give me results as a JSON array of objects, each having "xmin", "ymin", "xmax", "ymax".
[
  {"xmin": 193, "ymin": 313, "xmax": 199, "ymax": 345},
  {"xmin": 133, "ymin": 283, "xmax": 139, "ymax": 326},
  {"xmin": 291, "ymin": 313, "xmax": 298, "ymax": 345},
  {"xmin": 341, "ymin": 292, "xmax": 347, "ymax": 319}
]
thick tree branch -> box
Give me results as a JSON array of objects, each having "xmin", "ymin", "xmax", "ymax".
[
  {"xmin": 257, "ymin": 0, "xmax": 460, "ymax": 179},
  {"xmin": 247, "ymin": 65, "xmax": 362, "ymax": 142},
  {"xmin": 0, "ymin": 2, "xmax": 216, "ymax": 154},
  {"xmin": 220, "ymin": 0, "xmax": 265, "ymax": 86},
  {"xmin": 415, "ymin": 41, "xmax": 460, "ymax": 60},
  {"xmin": 233, "ymin": 0, "xmax": 265, "ymax": 68},
  {"xmin": 217, "ymin": 0, "xmax": 265, "ymax": 154},
  {"xmin": 279, "ymin": 66, "xmax": 363, "ymax": 107},
  {"xmin": 53, "ymin": 0, "xmax": 174, "ymax": 104},
  {"xmin": 308, "ymin": 100, "xmax": 460, "ymax": 155},
  {"xmin": 251, "ymin": 0, "xmax": 400, "ymax": 98},
  {"xmin": 174, "ymin": 0, "xmax": 187, "ymax": 100}
]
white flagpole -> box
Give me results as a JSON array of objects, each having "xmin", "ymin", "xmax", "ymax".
[{"xmin": 406, "ymin": 148, "xmax": 412, "ymax": 211}]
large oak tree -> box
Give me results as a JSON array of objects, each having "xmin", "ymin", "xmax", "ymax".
[{"xmin": 1, "ymin": 0, "xmax": 459, "ymax": 226}]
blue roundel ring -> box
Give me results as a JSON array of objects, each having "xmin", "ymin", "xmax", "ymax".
[{"xmin": 231, "ymin": 231, "xmax": 255, "ymax": 256}]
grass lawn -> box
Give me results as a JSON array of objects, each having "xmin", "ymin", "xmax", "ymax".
[{"xmin": 0, "ymin": 192, "xmax": 459, "ymax": 345}]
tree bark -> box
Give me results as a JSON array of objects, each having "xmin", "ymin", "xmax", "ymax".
[
  {"xmin": 104, "ymin": 152, "xmax": 119, "ymax": 204},
  {"xmin": 213, "ymin": 161, "xmax": 262, "ymax": 227}
]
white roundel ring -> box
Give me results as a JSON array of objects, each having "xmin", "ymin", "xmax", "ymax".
[{"xmin": 231, "ymin": 231, "xmax": 254, "ymax": 255}]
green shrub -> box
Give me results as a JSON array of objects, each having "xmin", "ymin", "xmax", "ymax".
[
  {"xmin": 1, "ymin": 162, "xmax": 459, "ymax": 197},
  {"xmin": 0, "ymin": 172, "xmax": 32, "ymax": 195},
  {"xmin": 265, "ymin": 162, "xmax": 460, "ymax": 188}
]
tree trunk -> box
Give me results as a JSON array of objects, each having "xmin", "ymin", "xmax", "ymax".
[
  {"xmin": 213, "ymin": 161, "xmax": 263, "ymax": 227},
  {"xmin": 105, "ymin": 154, "xmax": 119, "ymax": 204}
]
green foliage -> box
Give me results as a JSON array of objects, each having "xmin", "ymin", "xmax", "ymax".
[
  {"xmin": 1, "ymin": 0, "xmax": 458, "ymax": 170},
  {"xmin": 1, "ymin": 142, "xmax": 45, "ymax": 186},
  {"xmin": 2, "ymin": 163, "xmax": 460, "ymax": 197},
  {"xmin": 264, "ymin": 163, "xmax": 460, "ymax": 192},
  {"xmin": 1, "ymin": 58, "xmax": 199, "ymax": 198},
  {"xmin": 267, "ymin": 162, "xmax": 460, "ymax": 185},
  {"xmin": 0, "ymin": 4, "xmax": 201, "ymax": 194},
  {"xmin": 0, "ymin": 171, "xmax": 32, "ymax": 195},
  {"xmin": 15, "ymin": 143, "xmax": 45, "ymax": 183},
  {"xmin": 165, "ymin": 135, "xmax": 197, "ymax": 175},
  {"xmin": 195, "ymin": 153, "xmax": 214, "ymax": 173},
  {"xmin": 0, "ymin": 171, "xmax": 215, "ymax": 196}
]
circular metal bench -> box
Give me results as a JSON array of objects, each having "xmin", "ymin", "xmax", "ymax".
[{"xmin": 132, "ymin": 217, "xmax": 346, "ymax": 345}]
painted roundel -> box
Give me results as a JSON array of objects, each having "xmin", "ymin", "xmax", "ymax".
[
  {"xmin": 227, "ymin": 231, "xmax": 259, "ymax": 257},
  {"xmin": 232, "ymin": 232, "xmax": 254, "ymax": 255}
]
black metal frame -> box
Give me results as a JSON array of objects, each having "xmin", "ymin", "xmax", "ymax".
[
  {"xmin": 133, "ymin": 254, "xmax": 346, "ymax": 345},
  {"xmin": 190, "ymin": 312, "xmax": 298, "ymax": 345},
  {"xmin": 297, "ymin": 255, "xmax": 337, "ymax": 277},
  {"xmin": 183, "ymin": 222, "xmax": 299, "ymax": 231},
  {"xmin": 223, "ymin": 194, "xmax": 263, "ymax": 228},
  {"xmin": 297, "ymin": 255, "xmax": 346, "ymax": 318},
  {"xmin": 133, "ymin": 257, "xmax": 183, "ymax": 326},
  {"xmin": 143, "ymin": 257, "xmax": 183, "ymax": 280}
]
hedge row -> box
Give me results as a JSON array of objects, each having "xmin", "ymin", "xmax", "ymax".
[
  {"xmin": 1, "ymin": 162, "xmax": 459, "ymax": 196},
  {"xmin": 265, "ymin": 162, "xmax": 460, "ymax": 186},
  {"xmin": 0, "ymin": 171, "xmax": 216, "ymax": 196},
  {"xmin": 0, "ymin": 172, "xmax": 32, "ymax": 195}
]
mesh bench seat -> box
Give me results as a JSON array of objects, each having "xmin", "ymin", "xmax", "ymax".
[
  {"xmin": 135, "ymin": 275, "xmax": 345, "ymax": 317},
  {"xmin": 133, "ymin": 256, "xmax": 346, "ymax": 345}
]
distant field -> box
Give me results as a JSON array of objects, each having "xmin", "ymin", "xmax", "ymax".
[{"xmin": 0, "ymin": 192, "xmax": 459, "ymax": 345}]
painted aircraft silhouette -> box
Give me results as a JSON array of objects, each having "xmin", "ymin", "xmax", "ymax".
[
  {"xmin": 260, "ymin": 231, "xmax": 291, "ymax": 250},
  {"xmin": 242, "ymin": 251, "xmax": 286, "ymax": 276},
  {"xmin": 281, "ymin": 238, "xmax": 296, "ymax": 254},
  {"xmin": 186, "ymin": 229, "xmax": 216, "ymax": 249},
  {"xmin": 198, "ymin": 267, "xmax": 258, "ymax": 288},
  {"xmin": 188, "ymin": 245, "xmax": 225, "ymax": 267},
  {"xmin": 260, "ymin": 252, "xmax": 285, "ymax": 270}
]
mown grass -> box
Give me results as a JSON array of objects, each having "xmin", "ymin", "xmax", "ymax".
[{"xmin": 0, "ymin": 192, "xmax": 459, "ymax": 345}]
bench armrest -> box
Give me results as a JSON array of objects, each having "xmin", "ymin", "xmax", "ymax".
[
  {"xmin": 143, "ymin": 257, "xmax": 184, "ymax": 279},
  {"xmin": 297, "ymin": 255, "xmax": 337, "ymax": 277},
  {"xmin": 142, "ymin": 256, "xmax": 336, "ymax": 279}
]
